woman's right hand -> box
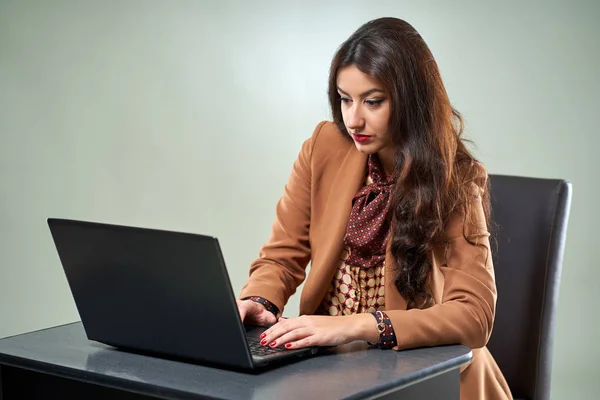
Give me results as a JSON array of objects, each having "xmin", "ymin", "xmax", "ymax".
[{"xmin": 236, "ymin": 299, "xmax": 277, "ymax": 326}]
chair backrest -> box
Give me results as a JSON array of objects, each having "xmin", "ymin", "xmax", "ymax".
[{"xmin": 486, "ymin": 174, "xmax": 572, "ymax": 400}]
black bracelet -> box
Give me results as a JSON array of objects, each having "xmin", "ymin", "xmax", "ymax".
[
  {"xmin": 369, "ymin": 311, "xmax": 397, "ymax": 349},
  {"xmin": 243, "ymin": 296, "xmax": 280, "ymax": 317}
]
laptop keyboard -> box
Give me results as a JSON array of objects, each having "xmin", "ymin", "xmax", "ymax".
[{"xmin": 247, "ymin": 338, "xmax": 287, "ymax": 356}]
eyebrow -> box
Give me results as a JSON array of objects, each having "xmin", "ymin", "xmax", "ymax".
[{"xmin": 337, "ymin": 87, "xmax": 385, "ymax": 98}]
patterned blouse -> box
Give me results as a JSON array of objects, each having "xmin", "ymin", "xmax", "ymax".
[
  {"xmin": 317, "ymin": 170, "xmax": 387, "ymax": 317},
  {"xmin": 317, "ymin": 252, "xmax": 386, "ymax": 316}
]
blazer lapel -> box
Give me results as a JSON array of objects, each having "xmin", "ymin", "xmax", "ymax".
[
  {"xmin": 322, "ymin": 146, "xmax": 368, "ymax": 264},
  {"xmin": 299, "ymin": 146, "xmax": 367, "ymax": 315}
]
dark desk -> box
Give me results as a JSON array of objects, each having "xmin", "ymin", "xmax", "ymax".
[{"xmin": 0, "ymin": 322, "xmax": 471, "ymax": 399}]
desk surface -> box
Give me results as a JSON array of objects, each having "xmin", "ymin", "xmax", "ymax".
[{"xmin": 0, "ymin": 322, "xmax": 471, "ymax": 400}]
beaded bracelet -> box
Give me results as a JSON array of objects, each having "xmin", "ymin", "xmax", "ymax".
[
  {"xmin": 243, "ymin": 296, "xmax": 280, "ymax": 317},
  {"xmin": 369, "ymin": 311, "xmax": 397, "ymax": 349}
]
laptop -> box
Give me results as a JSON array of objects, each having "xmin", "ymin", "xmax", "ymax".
[{"xmin": 47, "ymin": 218, "xmax": 320, "ymax": 370}]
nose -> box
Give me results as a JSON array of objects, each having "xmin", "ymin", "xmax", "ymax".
[{"xmin": 344, "ymin": 103, "xmax": 364, "ymax": 133}]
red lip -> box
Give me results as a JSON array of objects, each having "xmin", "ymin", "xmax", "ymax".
[{"xmin": 352, "ymin": 134, "xmax": 372, "ymax": 143}]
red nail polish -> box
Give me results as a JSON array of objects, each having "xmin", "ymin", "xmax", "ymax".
[
  {"xmin": 269, "ymin": 342, "xmax": 276, "ymax": 347},
  {"xmin": 285, "ymin": 343, "xmax": 292, "ymax": 349},
  {"xmin": 260, "ymin": 333, "xmax": 266, "ymax": 339},
  {"xmin": 260, "ymin": 339, "xmax": 267, "ymax": 345}
]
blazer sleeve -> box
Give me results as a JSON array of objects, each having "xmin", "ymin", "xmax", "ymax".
[
  {"xmin": 387, "ymin": 166, "xmax": 497, "ymax": 350},
  {"xmin": 239, "ymin": 121, "xmax": 326, "ymax": 313}
]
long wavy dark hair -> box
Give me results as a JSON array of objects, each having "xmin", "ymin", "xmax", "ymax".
[{"xmin": 328, "ymin": 17, "xmax": 491, "ymax": 308}]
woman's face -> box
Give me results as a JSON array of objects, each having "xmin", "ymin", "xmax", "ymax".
[{"xmin": 336, "ymin": 65, "xmax": 392, "ymax": 155}]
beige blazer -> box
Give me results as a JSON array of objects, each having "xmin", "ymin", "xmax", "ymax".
[{"xmin": 240, "ymin": 121, "xmax": 513, "ymax": 400}]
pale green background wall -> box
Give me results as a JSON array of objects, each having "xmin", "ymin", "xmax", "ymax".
[{"xmin": 0, "ymin": 1, "xmax": 598, "ymax": 398}]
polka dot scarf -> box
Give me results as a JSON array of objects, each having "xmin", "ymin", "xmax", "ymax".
[{"xmin": 343, "ymin": 154, "xmax": 397, "ymax": 269}]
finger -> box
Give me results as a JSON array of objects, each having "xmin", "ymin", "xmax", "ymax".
[
  {"xmin": 257, "ymin": 310, "xmax": 277, "ymax": 326},
  {"xmin": 270, "ymin": 328, "xmax": 312, "ymax": 348},
  {"xmin": 261, "ymin": 320, "xmax": 293, "ymax": 346},
  {"xmin": 263, "ymin": 316, "xmax": 299, "ymax": 336},
  {"xmin": 262, "ymin": 317, "xmax": 292, "ymax": 334},
  {"xmin": 262, "ymin": 318, "xmax": 306, "ymax": 346},
  {"xmin": 240, "ymin": 301, "xmax": 263, "ymax": 323},
  {"xmin": 285, "ymin": 336, "xmax": 316, "ymax": 350},
  {"xmin": 238, "ymin": 304, "xmax": 247, "ymax": 322}
]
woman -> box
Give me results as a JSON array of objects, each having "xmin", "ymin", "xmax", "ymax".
[{"xmin": 237, "ymin": 17, "xmax": 512, "ymax": 399}]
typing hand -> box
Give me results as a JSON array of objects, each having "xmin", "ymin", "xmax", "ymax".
[
  {"xmin": 236, "ymin": 299, "xmax": 277, "ymax": 326},
  {"xmin": 259, "ymin": 314, "xmax": 378, "ymax": 349}
]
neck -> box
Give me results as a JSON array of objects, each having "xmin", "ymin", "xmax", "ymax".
[{"xmin": 377, "ymin": 147, "xmax": 395, "ymax": 178}]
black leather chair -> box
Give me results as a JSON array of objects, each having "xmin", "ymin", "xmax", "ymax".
[{"xmin": 486, "ymin": 174, "xmax": 572, "ymax": 400}]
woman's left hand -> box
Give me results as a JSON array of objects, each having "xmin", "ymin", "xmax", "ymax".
[{"xmin": 259, "ymin": 314, "xmax": 378, "ymax": 350}]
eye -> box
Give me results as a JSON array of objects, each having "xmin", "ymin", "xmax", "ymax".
[
  {"xmin": 339, "ymin": 96, "xmax": 351, "ymax": 104},
  {"xmin": 365, "ymin": 99, "xmax": 384, "ymax": 107}
]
